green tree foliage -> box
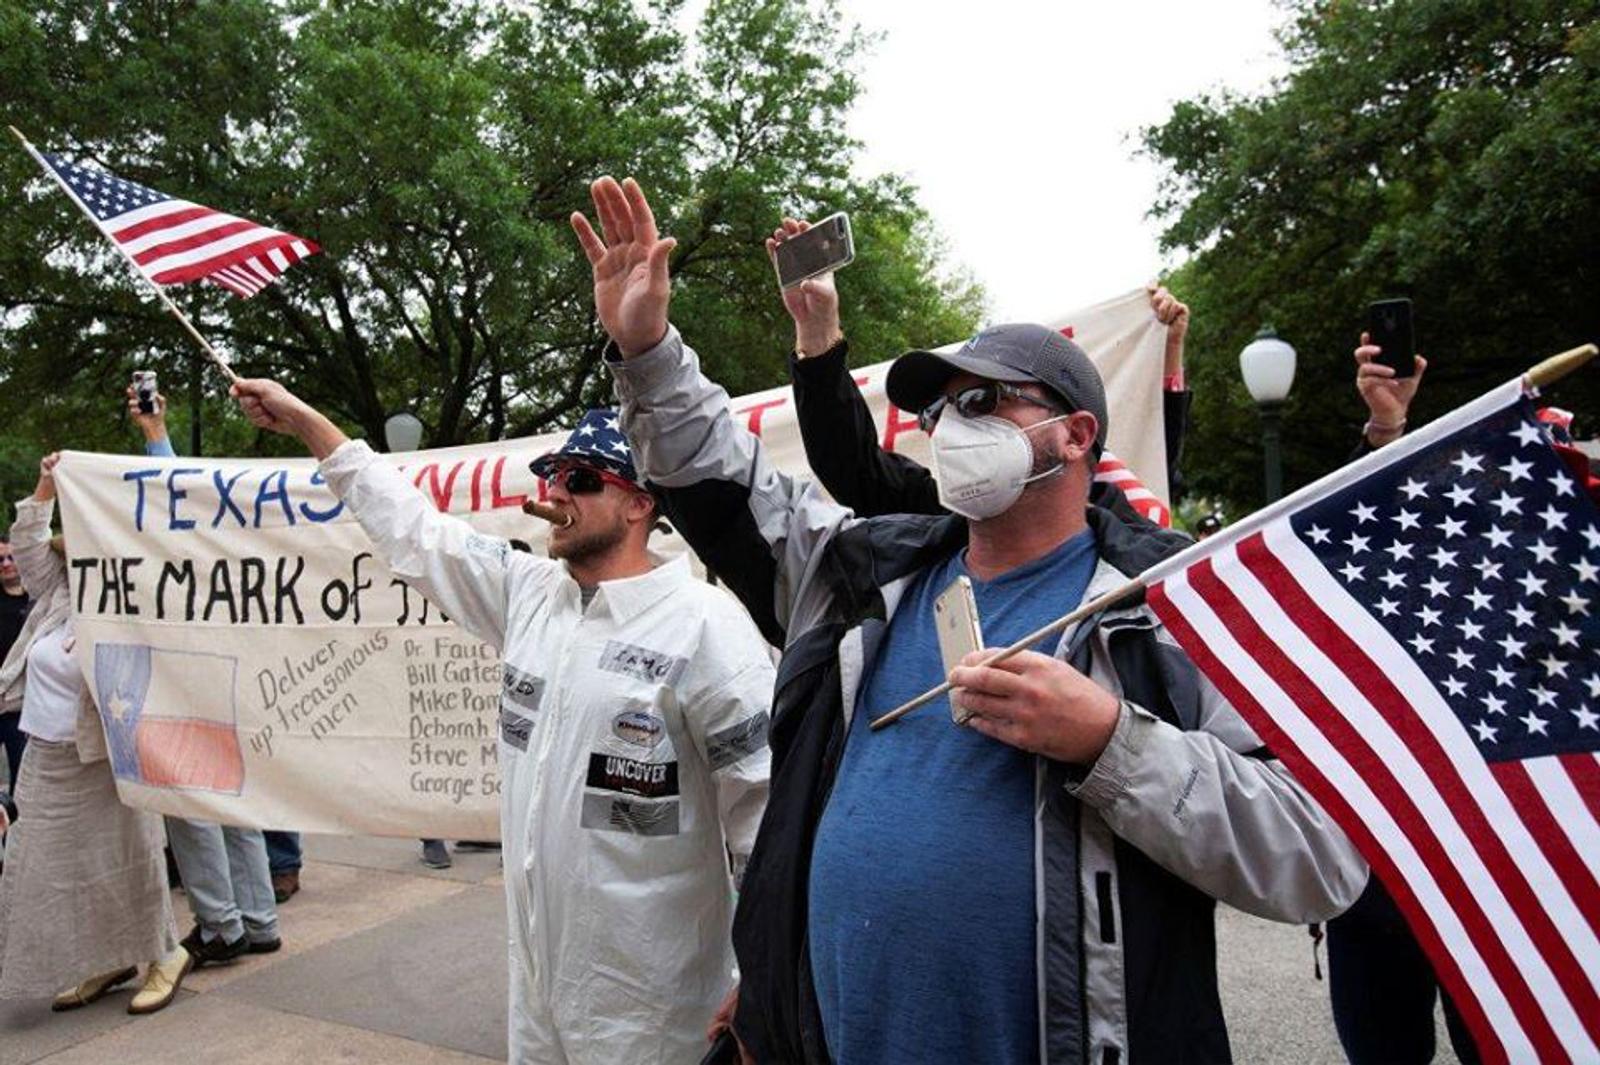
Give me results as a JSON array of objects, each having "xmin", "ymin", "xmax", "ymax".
[
  {"xmin": 1145, "ymin": 0, "xmax": 1600, "ymax": 508},
  {"xmin": 0, "ymin": 0, "xmax": 982, "ymax": 462}
]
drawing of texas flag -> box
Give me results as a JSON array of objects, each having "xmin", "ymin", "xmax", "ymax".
[{"xmin": 94, "ymin": 643, "xmax": 246, "ymax": 795}]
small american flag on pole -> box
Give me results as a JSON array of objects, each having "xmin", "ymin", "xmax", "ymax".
[
  {"xmin": 1144, "ymin": 378, "xmax": 1600, "ymax": 1063},
  {"xmin": 25, "ymin": 141, "xmax": 318, "ymax": 298},
  {"xmin": 1095, "ymin": 449, "xmax": 1168, "ymax": 527}
]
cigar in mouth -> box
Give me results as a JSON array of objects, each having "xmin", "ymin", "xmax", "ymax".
[{"xmin": 522, "ymin": 500, "xmax": 574, "ymax": 528}]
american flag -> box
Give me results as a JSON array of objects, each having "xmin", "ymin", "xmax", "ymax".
[
  {"xmin": 1095, "ymin": 450, "xmax": 1168, "ymax": 526},
  {"xmin": 1143, "ymin": 378, "xmax": 1600, "ymax": 1064},
  {"xmin": 27, "ymin": 142, "xmax": 318, "ymax": 298}
]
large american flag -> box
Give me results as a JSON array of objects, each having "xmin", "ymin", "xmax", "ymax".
[
  {"xmin": 1144, "ymin": 379, "xmax": 1600, "ymax": 1064},
  {"xmin": 28, "ymin": 143, "xmax": 318, "ymax": 298}
]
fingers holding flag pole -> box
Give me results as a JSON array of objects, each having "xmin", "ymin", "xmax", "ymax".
[{"xmin": 869, "ymin": 576, "xmax": 1149, "ymax": 730}]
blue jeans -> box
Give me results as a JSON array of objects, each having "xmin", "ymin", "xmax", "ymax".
[
  {"xmin": 263, "ymin": 830, "xmax": 302, "ymax": 875},
  {"xmin": 165, "ymin": 818, "xmax": 279, "ymax": 944}
]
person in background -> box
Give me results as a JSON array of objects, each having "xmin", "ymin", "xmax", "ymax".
[
  {"xmin": 263, "ymin": 831, "xmax": 302, "ymax": 902},
  {"xmin": 0, "ymin": 537, "xmax": 35, "ymax": 792},
  {"xmin": 773, "ymin": 215, "xmax": 1193, "ymax": 524},
  {"xmin": 0, "ymin": 785, "xmax": 15, "ymax": 873},
  {"xmin": 1326, "ymin": 331, "xmax": 1477, "ymax": 1064},
  {"xmin": 1195, "ymin": 510, "xmax": 1225, "ymax": 540},
  {"xmin": 129, "ymin": 385, "xmax": 283, "ymax": 968},
  {"xmin": 420, "ymin": 837, "xmax": 451, "ymax": 870},
  {"xmin": 0, "ymin": 453, "xmax": 189, "ymax": 1015}
]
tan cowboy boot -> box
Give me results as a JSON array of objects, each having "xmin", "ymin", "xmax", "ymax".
[
  {"xmin": 127, "ymin": 945, "xmax": 193, "ymax": 1015},
  {"xmin": 50, "ymin": 966, "xmax": 138, "ymax": 1011}
]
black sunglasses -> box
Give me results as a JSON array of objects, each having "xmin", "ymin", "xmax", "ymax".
[
  {"xmin": 549, "ymin": 465, "xmax": 638, "ymax": 495},
  {"xmin": 917, "ymin": 382, "xmax": 1067, "ymax": 434}
]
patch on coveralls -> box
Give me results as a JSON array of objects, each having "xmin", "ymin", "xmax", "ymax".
[
  {"xmin": 597, "ymin": 641, "xmax": 687, "ymax": 686},
  {"xmin": 464, "ymin": 533, "xmax": 509, "ymax": 565},
  {"xmin": 705, "ymin": 712, "xmax": 770, "ymax": 771},
  {"xmin": 586, "ymin": 753, "xmax": 679, "ymax": 799},
  {"xmin": 498, "ymin": 666, "xmax": 542, "ymax": 751},
  {"xmin": 580, "ymin": 793, "xmax": 679, "ymax": 836},
  {"xmin": 501, "ymin": 664, "xmax": 544, "ymax": 713},
  {"xmin": 499, "ymin": 706, "xmax": 534, "ymax": 751},
  {"xmin": 611, "ymin": 710, "xmax": 666, "ymax": 748}
]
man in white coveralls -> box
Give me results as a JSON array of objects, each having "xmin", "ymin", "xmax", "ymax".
[{"xmin": 226, "ymin": 384, "xmax": 775, "ymax": 1065}]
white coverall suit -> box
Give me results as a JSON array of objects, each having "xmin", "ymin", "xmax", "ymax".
[{"xmin": 322, "ymin": 441, "xmax": 774, "ymax": 1064}]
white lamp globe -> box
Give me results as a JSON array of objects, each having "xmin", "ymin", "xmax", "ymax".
[
  {"xmin": 1239, "ymin": 326, "xmax": 1297, "ymax": 404},
  {"xmin": 383, "ymin": 411, "xmax": 424, "ymax": 453}
]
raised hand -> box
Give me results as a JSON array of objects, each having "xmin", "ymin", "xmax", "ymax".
[
  {"xmin": 570, "ymin": 176, "xmax": 676, "ymax": 358},
  {"xmin": 33, "ymin": 452, "xmax": 60, "ymax": 502},
  {"xmin": 126, "ymin": 385, "xmax": 169, "ymax": 442},
  {"xmin": 768, "ymin": 219, "xmax": 842, "ymax": 358},
  {"xmin": 1147, "ymin": 284, "xmax": 1189, "ymax": 377},
  {"xmin": 230, "ymin": 379, "xmax": 349, "ymax": 459},
  {"xmin": 1354, "ymin": 331, "xmax": 1427, "ymax": 447}
]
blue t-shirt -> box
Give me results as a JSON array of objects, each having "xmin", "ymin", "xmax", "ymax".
[{"xmin": 808, "ymin": 529, "xmax": 1098, "ymax": 1064}]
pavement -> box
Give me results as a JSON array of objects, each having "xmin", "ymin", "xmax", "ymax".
[{"xmin": 0, "ymin": 833, "xmax": 1459, "ymax": 1064}]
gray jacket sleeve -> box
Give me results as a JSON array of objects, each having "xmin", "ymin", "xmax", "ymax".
[
  {"xmin": 1069, "ymin": 628, "xmax": 1368, "ymax": 923},
  {"xmin": 610, "ymin": 327, "xmax": 858, "ymax": 645}
]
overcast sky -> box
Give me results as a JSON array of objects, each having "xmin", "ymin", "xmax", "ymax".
[{"xmin": 842, "ymin": 1, "xmax": 1291, "ymax": 322}]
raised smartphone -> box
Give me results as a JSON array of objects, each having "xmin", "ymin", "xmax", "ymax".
[
  {"xmin": 934, "ymin": 575, "xmax": 985, "ymax": 725},
  {"xmin": 1366, "ymin": 298, "xmax": 1416, "ymax": 378},
  {"xmin": 773, "ymin": 212, "xmax": 854, "ymax": 290}
]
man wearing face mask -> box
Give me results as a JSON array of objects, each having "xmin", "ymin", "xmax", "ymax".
[{"xmin": 576, "ymin": 176, "xmax": 1365, "ymax": 1065}]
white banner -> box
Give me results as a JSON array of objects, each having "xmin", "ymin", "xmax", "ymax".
[{"xmin": 53, "ymin": 287, "xmax": 1166, "ymax": 837}]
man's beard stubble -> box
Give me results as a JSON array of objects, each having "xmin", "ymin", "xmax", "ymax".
[{"xmin": 547, "ymin": 513, "xmax": 628, "ymax": 566}]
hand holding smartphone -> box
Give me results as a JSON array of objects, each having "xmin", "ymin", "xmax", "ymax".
[
  {"xmin": 935, "ymin": 576, "xmax": 984, "ymax": 725},
  {"xmin": 1365, "ymin": 298, "xmax": 1416, "ymax": 378},
  {"xmin": 772, "ymin": 212, "xmax": 854, "ymax": 290}
]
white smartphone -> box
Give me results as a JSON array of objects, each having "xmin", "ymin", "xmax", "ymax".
[
  {"xmin": 934, "ymin": 575, "xmax": 984, "ymax": 725},
  {"xmin": 773, "ymin": 212, "xmax": 854, "ymax": 289}
]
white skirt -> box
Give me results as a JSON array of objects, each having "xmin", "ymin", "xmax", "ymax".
[{"xmin": 0, "ymin": 739, "xmax": 177, "ymax": 997}]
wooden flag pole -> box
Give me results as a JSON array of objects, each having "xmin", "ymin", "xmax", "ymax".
[
  {"xmin": 871, "ymin": 338, "xmax": 1597, "ymax": 734},
  {"xmin": 1525, "ymin": 342, "xmax": 1597, "ymax": 391},
  {"xmin": 8, "ymin": 125, "xmax": 239, "ymax": 386},
  {"xmin": 868, "ymin": 575, "xmax": 1148, "ymax": 731}
]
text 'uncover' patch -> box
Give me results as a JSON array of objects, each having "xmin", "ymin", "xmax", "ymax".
[
  {"xmin": 586, "ymin": 753, "xmax": 679, "ymax": 799},
  {"xmin": 598, "ymin": 641, "xmax": 687, "ymax": 685}
]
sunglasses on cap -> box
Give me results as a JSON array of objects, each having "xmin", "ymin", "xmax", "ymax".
[
  {"xmin": 917, "ymin": 381, "xmax": 1068, "ymax": 434},
  {"xmin": 547, "ymin": 464, "xmax": 640, "ymax": 495}
]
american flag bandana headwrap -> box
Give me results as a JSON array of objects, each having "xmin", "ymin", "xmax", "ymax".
[{"xmin": 21, "ymin": 135, "xmax": 319, "ymax": 298}]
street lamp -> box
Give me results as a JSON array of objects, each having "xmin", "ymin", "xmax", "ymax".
[
  {"xmin": 383, "ymin": 411, "xmax": 424, "ymax": 454},
  {"xmin": 1239, "ymin": 325, "xmax": 1297, "ymax": 503}
]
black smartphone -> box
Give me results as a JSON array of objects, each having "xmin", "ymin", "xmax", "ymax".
[
  {"xmin": 773, "ymin": 212, "xmax": 854, "ymax": 290},
  {"xmin": 1366, "ymin": 298, "xmax": 1415, "ymax": 378}
]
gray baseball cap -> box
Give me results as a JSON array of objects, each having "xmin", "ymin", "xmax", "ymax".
[{"xmin": 885, "ymin": 323, "xmax": 1109, "ymax": 450}]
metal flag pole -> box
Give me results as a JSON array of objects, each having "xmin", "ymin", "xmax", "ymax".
[
  {"xmin": 8, "ymin": 126, "xmax": 240, "ymax": 385},
  {"xmin": 871, "ymin": 339, "xmax": 1597, "ymax": 732}
]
